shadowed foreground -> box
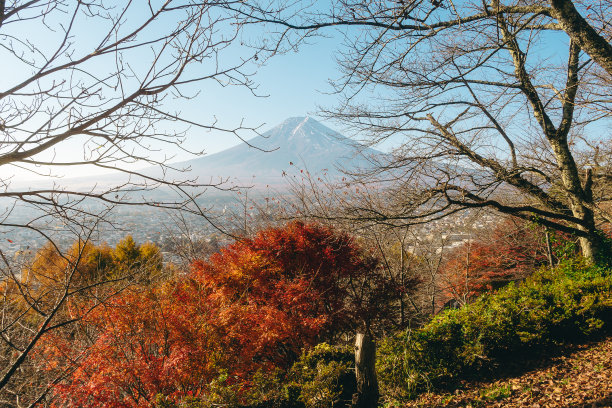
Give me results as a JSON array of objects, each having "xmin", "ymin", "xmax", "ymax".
[{"xmin": 399, "ymin": 336, "xmax": 612, "ymax": 407}]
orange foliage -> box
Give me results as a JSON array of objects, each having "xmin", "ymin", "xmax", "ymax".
[
  {"xmin": 48, "ymin": 281, "xmax": 222, "ymax": 408},
  {"xmin": 196, "ymin": 220, "xmax": 396, "ymax": 344},
  {"xmin": 437, "ymin": 219, "xmax": 569, "ymax": 309},
  {"xmin": 47, "ymin": 221, "xmax": 398, "ymax": 407},
  {"xmin": 21, "ymin": 236, "xmax": 162, "ymax": 296}
]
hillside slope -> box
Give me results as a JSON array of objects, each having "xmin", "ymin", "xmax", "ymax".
[{"xmin": 401, "ymin": 336, "xmax": 612, "ymax": 407}]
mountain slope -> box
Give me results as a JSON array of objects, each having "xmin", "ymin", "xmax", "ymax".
[
  {"xmin": 179, "ymin": 116, "xmax": 382, "ymax": 185},
  {"xmin": 9, "ymin": 117, "xmax": 381, "ymax": 192},
  {"xmin": 400, "ymin": 336, "xmax": 612, "ymax": 407}
]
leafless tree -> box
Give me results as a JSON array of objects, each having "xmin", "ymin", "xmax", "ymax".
[
  {"xmin": 160, "ymin": 211, "xmax": 223, "ymax": 268},
  {"xmin": 288, "ymin": 171, "xmax": 499, "ymax": 319},
  {"xmin": 548, "ymin": 0, "xmax": 612, "ymax": 76},
  {"xmin": 0, "ymin": 1, "xmax": 286, "ymax": 405},
  {"xmin": 256, "ymin": 0, "xmax": 612, "ymax": 263},
  {"xmin": 1, "ymin": 0, "xmax": 272, "ymax": 230}
]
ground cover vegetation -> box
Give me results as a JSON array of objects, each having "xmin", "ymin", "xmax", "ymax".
[
  {"xmin": 377, "ymin": 259, "xmax": 612, "ymax": 402},
  {"xmin": 394, "ymin": 335, "xmax": 612, "ymax": 407}
]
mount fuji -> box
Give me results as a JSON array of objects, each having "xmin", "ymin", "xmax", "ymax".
[
  {"xmin": 179, "ymin": 116, "xmax": 382, "ymax": 187},
  {"xmin": 11, "ymin": 117, "xmax": 383, "ymax": 193}
]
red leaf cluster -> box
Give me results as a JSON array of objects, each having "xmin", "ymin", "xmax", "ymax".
[
  {"xmin": 195, "ymin": 221, "xmax": 396, "ymax": 344},
  {"xmin": 47, "ymin": 221, "xmax": 396, "ymax": 407},
  {"xmin": 437, "ymin": 219, "xmax": 566, "ymax": 310},
  {"xmin": 47, "ymin": 280, "xmax": 222, "ymax": 407}
]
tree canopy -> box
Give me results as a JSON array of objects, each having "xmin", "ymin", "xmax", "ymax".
[
  {"xmin": 44, "ymin": 221, "xmax": 404, "ymax": 407},
  {"xmin": 264, "ymin": 0, "xmax": 612, "ymax": 263}
]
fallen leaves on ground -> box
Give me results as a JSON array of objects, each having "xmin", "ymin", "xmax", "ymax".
[{"xmin": 396, "ymin": 336, "xmax": 612, "ymax": 407}]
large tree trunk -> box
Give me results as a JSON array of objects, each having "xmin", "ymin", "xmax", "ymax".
[
  {"xmin": 572, "ymin": 205, "xmax": 598, "ymax": 262},
  {"xmin": 549, "ymin": 0, "xmax": 612, "ymax": 77},
  {"xmin": 568, "ymin": 197, "xmax": 605, "ymax": 264},
  {"xmin": 352, "ymin": 333, "xmax": 378, "ymax": 408},
  {"xmin": 565, "ymin": 169, "xmax": 605, "ymax": 264},
  {"xmin": 548, "ymin": 127, "xmax": 601, "ymax": 263}
]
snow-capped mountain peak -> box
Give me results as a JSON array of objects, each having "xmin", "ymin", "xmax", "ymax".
[{"xmin": 179, "ymin": 116, "xmax": 381, "ymax": 185}]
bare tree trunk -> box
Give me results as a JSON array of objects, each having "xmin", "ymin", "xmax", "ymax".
[
  {"xmin": 549, "ymin": 0, "xmax": 612, "ymax": 77},
  {"xmin": 574, "ymin": 209, "xmax": 598, "ymax": 262},
  {"xmin": 569, "ymin": 206, "xmax": 609, "ymax": 265},
  {"xmin": 352, "ymin": 333, "xmax": 378, "ymax": 408},
  {"xmin": 545, "ymin": 228, "xmax": 555, "ymax": 268},
  {"xmin": 563, "ymin": 169, "xmax": 601, "ymax": 263},
  {"xmin": 399, "ymin": 244, "xmax": 405, "ymax": 327}
]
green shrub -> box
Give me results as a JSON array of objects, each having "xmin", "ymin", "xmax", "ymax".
[
  {"xmin": 377, "ymin": 261, "xmax": 612, "ymax": 401},
  {"xmin": 153, "ymin": 343, "xmax": 355, "ymax": 408},
  {"xmin": 287, "ymin": 343, "xmax": 356, "ymax": 408},
  {"xmin": 223, "ymin": 343, "xmax": 356, "ymax": 408}
]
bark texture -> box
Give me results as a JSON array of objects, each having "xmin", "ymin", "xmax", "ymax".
[
  {"xmin": 549, "ymin": 0, "xmax": 612, "ymax": 77},
  {"xmin": 352, "ymin": 333, "xmax": 379, "ymax": 408}
]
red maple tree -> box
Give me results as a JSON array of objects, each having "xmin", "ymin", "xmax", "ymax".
[
  {"xmin": 437, "ymin": 219, "xmax": 572, "ymax": 309},
  {"xmin": 46, "ymin": 221, "xmax": 399, "ymax": 407}
]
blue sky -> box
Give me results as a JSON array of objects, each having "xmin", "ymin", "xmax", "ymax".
[
  {"xmin": 6, "ymin": 1, "xmax": 604, "ymax": 182},
  {"xmin": 4, "ymin": 2, "xmax": 347, "ymax": 180},
  {"xmin": 175, "ymin": 33, "xmax": 345, "ymax": 158}
]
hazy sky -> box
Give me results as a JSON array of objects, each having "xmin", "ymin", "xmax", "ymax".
[
  {"xmin": 176, "ymin": 34, "xmax": 345, "ymax": 157},
  {"xmin": 6, "ymin": 4, "xmax": 347, "ymax": 181}
]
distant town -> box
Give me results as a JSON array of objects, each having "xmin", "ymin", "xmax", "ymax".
[{"xmin": 2, "ymin": 192, "xmax": 501, "ymax": 266}]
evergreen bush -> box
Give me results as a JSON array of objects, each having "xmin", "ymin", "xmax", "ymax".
[{"xmin": 377, "ymin": 261, "xmax": 612, "ymax": 401}]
